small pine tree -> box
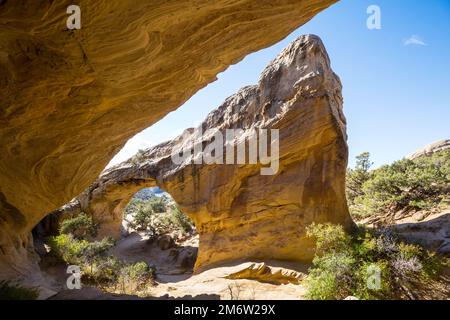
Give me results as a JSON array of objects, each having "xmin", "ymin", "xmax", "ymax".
[{"xmin": 346, "ymin": 152, "xmax": 373, "ymax": 205}]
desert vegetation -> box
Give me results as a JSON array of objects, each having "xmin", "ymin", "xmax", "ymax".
[
  {"xmin": 302, "ymin": 149, "xmax": 450, "ymax": 300},
  {"xmin": 59, "ymin": 213, "xmax": 97, "ymax": 239},
  {"xmin": 40, "ymin": 189, "xmax": 196, "ymax": 297},
  {"xmin": 304, "ymin": 223, "xmax": 448, "ymax": 300},
  {"xmin": 346, "ymin": 150, "xmax": 450, "ymax": 220},
  {"xmin": 46, "ymin": 214, "xmax": 155, "ymax": 296},
  {"xmin": 124, "ymin": 190, "xmax": 195, "ymax": 237}
]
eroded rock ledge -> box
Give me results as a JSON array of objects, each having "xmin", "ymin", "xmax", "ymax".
[
  {"xmin": 64, "ymin": 35, "xmax": 352, "ymax": 271},
  {"xmin": 0, "ymin": 0, "xmax": 337, "ymax": 280},
  {"xmin": 408, "ymin": 140, "xmax": 450, "ymax": 160}
]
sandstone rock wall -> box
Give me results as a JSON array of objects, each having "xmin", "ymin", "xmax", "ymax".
[
  {"xmin": 72, "ymin": 35, "xmax": 352, "ymax": 271},
  {"xmin": 0, "ymin": 0, "xmax": 337, "ymax": 279}
]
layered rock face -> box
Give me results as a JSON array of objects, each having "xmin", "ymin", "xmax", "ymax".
[
  {"xmin": 0, "ymin": 0, "xmax": 337, "ymax": 279},
  {"xmin": 68, "ymin": 35, "xmax": 352, "ymax": 271}
]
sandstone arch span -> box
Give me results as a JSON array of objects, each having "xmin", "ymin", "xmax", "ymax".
[
  {"xmin": 0, "ymin": 0, "xmax": 338, "ymax": 280},
  {"xmin": 66, "ymin": 35, "xmax": 353, "ymax": 272}
]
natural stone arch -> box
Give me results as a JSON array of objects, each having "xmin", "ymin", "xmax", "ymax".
[
  {"xmin": 80, "ymin": 171, "xmax": 159, "ymax": 239},
  {"xmin": 0, "ymin": 0, "xmax": 338, "ymax": 280},
  {"xmin": 68, "ymin": 35, "xmax": 353, "ymax": 272}
]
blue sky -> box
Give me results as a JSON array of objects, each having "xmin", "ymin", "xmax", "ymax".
[{"xmin": 109, "ymin": 0, "xmax": 450, "ymax": 168}]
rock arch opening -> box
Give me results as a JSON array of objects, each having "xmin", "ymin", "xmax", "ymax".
[
  {"xmin": 57, "ymin": 35, "xmax": 352, "ymax": 274},
  {"xmin": 122, "ymin": 187, "xmax": 196, "ymax": 238},
  {"xmin": 115, "ymin": 187, "xmax": 198, "ymax": 275}
]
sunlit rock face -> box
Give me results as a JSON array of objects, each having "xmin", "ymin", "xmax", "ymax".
[
  {"xmin": 68, "ymin": 35, "xmax": 352, "ymax": 271},
  {"xmin": 0, "ymin": 0, "xmax": 337, "ymax": 279}
]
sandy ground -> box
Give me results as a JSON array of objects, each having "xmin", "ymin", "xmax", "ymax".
[
  {"xmin": 110, "ymin": 232, "xmax": 197, "ymax": 274},
  {"xmin": 50, "ymin": 261, "xmax": 308, "ymax": 300},
  {"xmin": 148, "ymin": 261, "xmax": 308, "ymax": 300},
  {"xmin": 48, "ymin": 232, "xmax": 308, "ymax": 300},
  {"xmin": 111, "ymin": 232, "xmax": 308, "ymax": 299}
]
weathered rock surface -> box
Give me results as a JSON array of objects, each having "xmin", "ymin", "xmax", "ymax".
[
  {"xmin": 408, "ymin": 139, "xmax": 450, "ymax": 160},
  {"xmin": 224, "ymin": 262, "xmax": 304, "ymax": 285},
  {"xmin": 388, "ymin": 209, "xmax": 450, "ymax": 256},
  {"xmin": 65, "ymin": 35, "xmax": 352, "ymax": 271},
  {"xmin": 0, "ymin": 0, "xmax": 338, "ymax": 279}
]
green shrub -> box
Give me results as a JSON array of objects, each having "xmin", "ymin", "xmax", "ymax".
[
  {"xmin": 83, "ymin": 237, "xmax": 115, "ymax": 264},
  {"xmin": 47, "ymin": 234, "xmax": 114, "ymax": 266},
  {"xmin": 304, "ymin": 223, "xmax": 445, "ymax": 300},
  {"xmin": 47, "ymin": 234, "xmax": 90, "ymax": 265},
  {"xmin": 354, "ymin": 260, "xmax": 391, "ymax": 300},
  {"xmin": 59, "ymin": 213, "xmax": 97, "ymax": 239},
  {"xmin": 304, "ymin": 270, "xmax": 337, "ymax": 300},
  {"xmin": 0, "ymin": 281, "xmax": 39, "ymax": 300},
  {"xmin": 127, "ymin": 197, "xmax": 168, "ymax": 231},
  {"xmin": 116, "ymin": 261, "xmax": 155, "ymax": 294},
  {"xmin": 125, "ymin": 198, "xmax": 143, "ymax": 215},
  {"xmin": 122, "ymin": 261, "xmax": 152, "ymax": 279},
  {"xmin": 108, "ymin": 260, "xmax": 154, "ymax": 290},
  {"xmin": 84, "ymin": 259, "xmax": 156, "ymax": 294},
  {"xmin": 149, "ymin": 197, "xmax": 167, "ymax": 213},
  {"xmin": 168, "ymin": 205, "xmax": 194, "ymax": 234},
  {"xmin": 306, "ymin": 223, "xmax": 351, "ymax": 255},
  {"xmin": 132, "ymin": 204, "xmax": 154, "ymax": 231},
  {"xmin": 46, "ymin": 233, "xmax": 154, "ymax": 290},
  {"xmin": 305, "ymin": 251, "xmax": 355, "ymax": 300},
  {"xmin": 46, "ymin": 209, "xmax": 157, "ymax": 294},
  {"xmin": 83, "ymin": 256, "xmax": 123, "ymax": 284}
]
